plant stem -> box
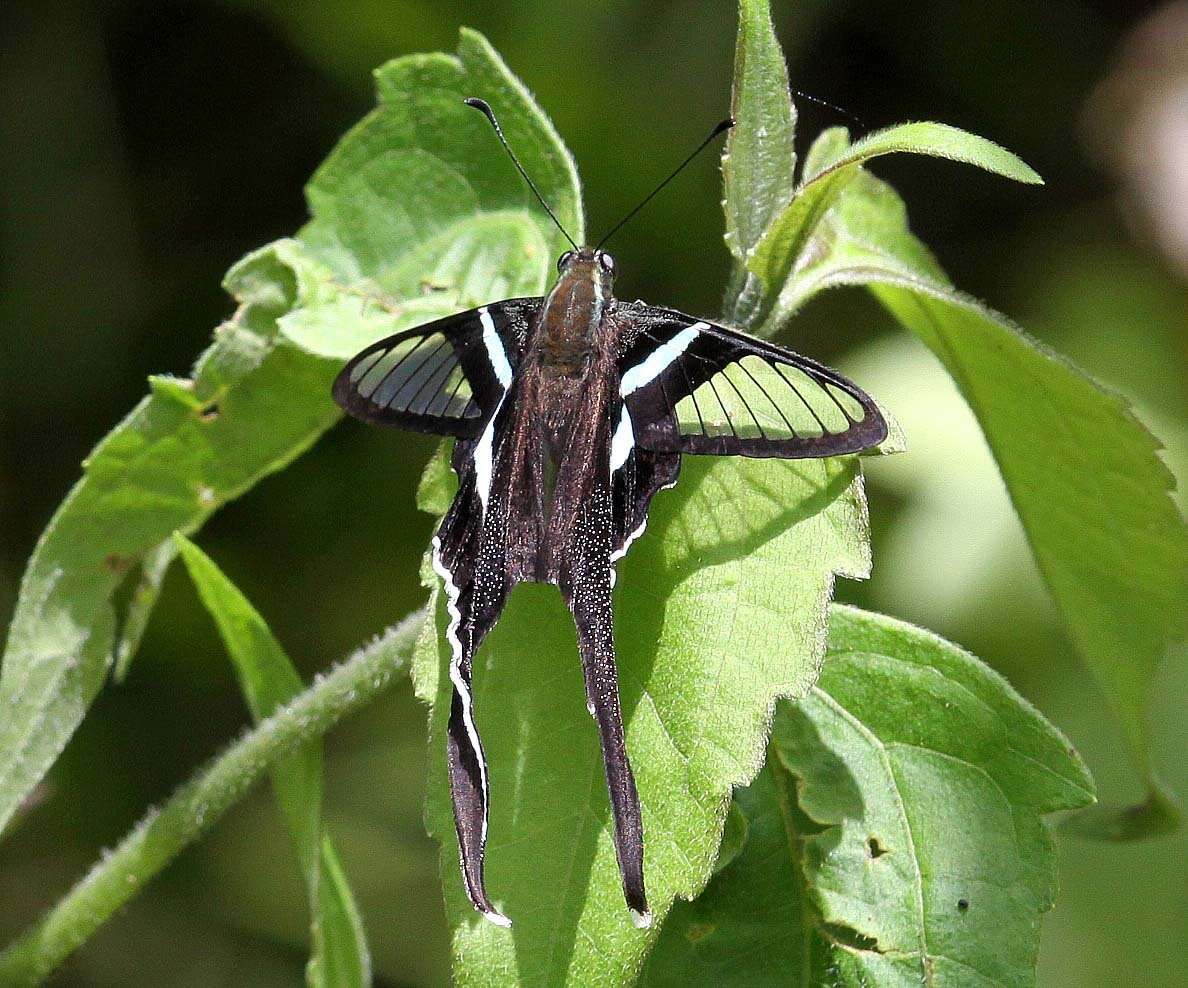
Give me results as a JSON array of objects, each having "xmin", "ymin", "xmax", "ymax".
[{"xmin": 0, "ymin": 612, "xmax": 425, "ymax": 986}]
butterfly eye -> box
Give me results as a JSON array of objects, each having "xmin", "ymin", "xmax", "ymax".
[
  {"xmin": 598, "ymin": 252, "xmax": 616, "ymax": 276},
  {"xmin": 557, "ymin": 250, "xmax": 575, "ymax": 273}
]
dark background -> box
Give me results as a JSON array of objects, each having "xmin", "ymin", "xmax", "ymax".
[{"xmin": 1, "ymin": 1, "xmax": 1185, "ymax": 984}]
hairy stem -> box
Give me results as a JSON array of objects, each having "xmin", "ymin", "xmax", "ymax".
[{"xmin": 0, "ymin": 612, "xmax": 425, "ymax": 986}]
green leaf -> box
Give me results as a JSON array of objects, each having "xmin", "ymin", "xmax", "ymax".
[
  {"xmin": 644, "ymin": 605, "xmax": 1095, "ymax": 986},
  {"xmin": 175, "ymin": 535, "xmax": 369, "ymax": 988},
  {"xmin": 0, "ymin": 26, "xmax": 579, "ymax": 838},
  {"xmin": 302, "ymin": 27, "xmax": 582, "ymax": 280},
  {"xmin": 749, "ymin": 122, "xmax": 1042, "ymax": 306},
  {"xmin": 806, "ymin": 121, "xmax": 1043, "ymax": 185},
  {"xmin": 721, "ymin": 0, "xmax": 797, "ymax": 326},
  {"xmin": 404, "ymin": 11, "xmax": 892, "ymax": 981},
  {"xmin": 0, "ymin": 239, "xmax": 341, "ymax": 838},
  {"xmin": 722, "ymin": 0, "xmax": 797, "ymax": 261},
  {"xmin": 112, "ymin": 539, "xmax": 179, "ymax": 682},
  {"xmin": 412, "ymin": 449, "xmax": 873, "ymax": 985},
  {"xmin": 778, "ymin": 149, "xmax": 1186, "ymax": 835},
  {"xmin": 0, "ymin": 614, "xmax": 422, "ymax": 986}
]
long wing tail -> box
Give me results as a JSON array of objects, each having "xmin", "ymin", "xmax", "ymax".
[
  {"xmin": 433, "ymin": 440, "xmax": 514, "ymax": 926},
  {"xmin": 560, "ymin": 496, "xmax": 651, "ymax": 928}
]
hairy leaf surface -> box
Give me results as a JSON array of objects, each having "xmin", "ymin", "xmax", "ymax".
[
  {"xmin": 645, "ymin": 606, "xmax": 1095, "ymax": 986},
  {"xmin": 777, "ymin": 140, "xmax": 1185, "ymax": 834},
  {"xmin": 413, "ymin": 450, "xmax": 873, "ymax": 986},
  {"xmin": 0, "ymin": 28, "xmax": 576, "ymax": 837}
]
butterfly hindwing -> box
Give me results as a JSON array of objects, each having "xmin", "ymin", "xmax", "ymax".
[
  {"xmin": 332, "ymin": 298, "xmax": 540, "ymax": 437},
  {"xmin": 613, "ymin": 302, "xmax": 888, "ymax": 458}
]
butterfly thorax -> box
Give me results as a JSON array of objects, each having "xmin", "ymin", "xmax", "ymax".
[
  {"xmin": 500, "ymin": 253, "xmax": 619, "ymax": 580},
  {"xmin": 537, "ymin": 251, "xmax": 613, "ymax": 376}
]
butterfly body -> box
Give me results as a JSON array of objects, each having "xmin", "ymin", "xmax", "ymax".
[{"xmin": 333, "ymin": 241, "xmax": 886, "ymax": 928}]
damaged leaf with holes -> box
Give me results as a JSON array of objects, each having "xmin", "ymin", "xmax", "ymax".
[{"xmin": 643, "ymin": 606, "xmax": 1095, "ymax": 986}]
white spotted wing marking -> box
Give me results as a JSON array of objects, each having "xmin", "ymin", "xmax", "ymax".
[
  {"xmin": 619, "ymin": 324, "xmax": 704, "ymax": 397},
  {"xmin": 473, "ymin": 306, "xmax": 515, "ymax": 517},
  {"xmin": 608, "ymin": 405, "xmax": 635, "ymax": 476},
  {"xmin": 610, "ymin": 324, "xmax": 705, "ymax": 482}
]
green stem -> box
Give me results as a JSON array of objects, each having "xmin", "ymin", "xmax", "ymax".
[{"xmin": 0, "ymin": 612, "xmax": 425, "ymax": 986}]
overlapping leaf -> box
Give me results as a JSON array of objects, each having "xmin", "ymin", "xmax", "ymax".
[
  {"xmin": 645, "ymin": 606, "xmax": 1095, "ymax": 986},
  {"xmin": 748, "ymin": 122, "xmax": 1041, "ymax": 313},
  {"xmin": 0, "ymin": 28, "xmax": 575, "ymax": 838},
  {"xmin": 3, "ymin": 3, "xmax": 1164, "ymax": 985},
  {"xmin": 772, "ymin": 138, "xmax": 1185, "ymax": 835},
  {"xmin": 0, "ymin": 616, "xmax": 423, "ymax": 986},
  {"xmin": 412, "ymin": 447, "xmax": 873, "ymax": 985},
  {"xmin": 716, "ymin": 0, "xmax": 1181, "ymax": 834}
]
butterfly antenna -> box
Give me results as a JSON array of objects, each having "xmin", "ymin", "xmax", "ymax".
[
  {"xmin": 596, "ymin": 117, "xmax": 733, "ymax": 252},
  {"xmin": 464, "ymin": 97, "xmax": 578, "ymax": 251},
  {"xmin": 790, "ymin": 87, "xmax": 865, "ymax": 130}
]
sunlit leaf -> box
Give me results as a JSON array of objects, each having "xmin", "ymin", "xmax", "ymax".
[
  {"xmin": 412, "ymin": 449, "xmax": 872, "ymax": 985},
  {"xmin": 644, "ymin": 605, "xmax": 1095, "ymax": 986},
  {"xmin": 0, "ymin": 239, "xmax": 341, "ymax": 837},
  {"xmin": 721, "ymin": 0, "xmax": 797, "ymax": 327},
  {"xmin": 774, "ymin": 145, "xmax": 1185, "ymax": 836},
  {"xmin": 0, "ymin": 27, "xmax": 576, "ymax": 838},
  {"xmin": 750, "ymin": 122, "xmax": 1042, "ymax": 305},
  {"xmin": 722, "ymin": 0, "xmax": 797, "ymax": 261}
]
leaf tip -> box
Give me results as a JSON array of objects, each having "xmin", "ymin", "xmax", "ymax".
[{"xmin": 1061, "ymin": 783, "xmax": 1181, "ymax": 841}]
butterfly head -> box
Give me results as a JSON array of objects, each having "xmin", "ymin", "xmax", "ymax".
[{"xmin": 557, "ymin": 248, "xmax": 616, "ymax": 294}]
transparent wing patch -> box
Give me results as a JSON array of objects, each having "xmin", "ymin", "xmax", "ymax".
[
  {"xmin": 617, "ymin": 305, "xmax": 887, "ymax": 459},
  {"xmin": 333, "ymin": 299, "xmax": 538, "ymax": 438}
]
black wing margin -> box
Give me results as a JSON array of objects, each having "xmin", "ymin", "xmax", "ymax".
[
  {"xmin": 332, "ymin": 298, "xmax": 539, "ymax": 438},
  {"xmin": 614, "ymin": 302, "xmax": 887, "ymax": 458}
]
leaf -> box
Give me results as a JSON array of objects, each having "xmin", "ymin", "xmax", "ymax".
[
  {"xmin": 777, "ymin": 148, "xmax": 1186, "ymax": 836},
  {"xmin": 722, "ymin": 0, "xmax": 797, "ymax": 262},
  {"xmin": 721, "ymin": 0, "xmax": 797, "ymax": 326},
  {"xmin": 302, "ymin": 27, "xmax": 582, "ymax": 280},
  {"xmin": 412, "ymin": 449, "xmax": 873, "ymax": 985},
  {"xmin": 403, "ymin": 8, "xmax": 888, "ymax": 981},
  {"xmin": 0, "ymin": 240, "xmax": 341, "ymax": 838},
  {"xmin": 749, "ymin": 122, "xmax": 1042, "ymax": 305},
  {"xmin": 806, "ymin": 121, "xmax": 1044, "ymax": 186},
  {"xmin": 643, "ymin": 605, "xmax": 1095, "ymax": 986},
  {"xmin": 112, "ymin": 539, "xmax": 179, "ymax": 682},
  {"xmin": 0, "ymin": 26, "xmax": 578, "ymax": 838},
  {"xmin": 175, "ymin": 535, "xmax": 369, "ymax": 988},
  {"xmin": 0, "ymin": 615, "xmax": 422, "ymax": 987}
]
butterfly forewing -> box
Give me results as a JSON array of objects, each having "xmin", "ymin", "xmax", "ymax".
[
  {"xmin": 615, "ymin": 303, "xmax": 887, "ymax": 458},
  {"xmin": 333, "ymin": 298, "xmax": 539, "ymax": 437},
  {"xmin": 350, "ymin": 334, "xmax": 478, "ymax": 418}
]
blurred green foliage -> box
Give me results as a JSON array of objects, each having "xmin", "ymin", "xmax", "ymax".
[{"xmin": 1, "ymin": 1, "xmax": 1184, "ymax": 986}]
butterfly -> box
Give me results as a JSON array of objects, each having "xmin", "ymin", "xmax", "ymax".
[{"xmin": 333, "ymin": 98, "xmax": 887, "ymax": 929}]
